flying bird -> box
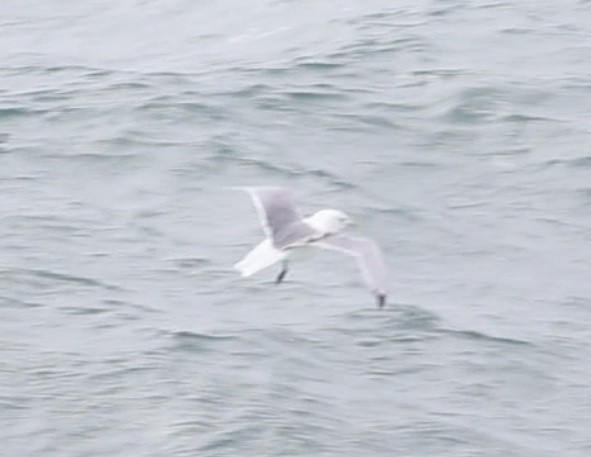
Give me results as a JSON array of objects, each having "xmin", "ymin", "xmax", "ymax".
[{"xmin": 232, "ymin": 187, "xmax": 388, "ymax": 307}]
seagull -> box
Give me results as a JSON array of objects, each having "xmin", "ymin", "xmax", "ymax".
[{"xmin": 232, "ymin": 187, "xmax": 388, "ymax": 307}]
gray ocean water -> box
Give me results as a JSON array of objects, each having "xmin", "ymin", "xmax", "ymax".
[{"xmin": 1, "ymin": 1, "xmax": 591, "ymax": 456}]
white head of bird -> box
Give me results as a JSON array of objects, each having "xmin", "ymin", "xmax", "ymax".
[{"xmin": 304, "ymin": 209, "xmax": 354, "ymax": 235}]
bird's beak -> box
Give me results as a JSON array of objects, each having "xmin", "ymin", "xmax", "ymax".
[{"xmin": 347, "ymin": 218, "xmax": 355, "ymax": 227}]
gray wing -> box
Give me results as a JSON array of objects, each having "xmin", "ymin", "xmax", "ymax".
[
  {"xmin": 238, "ymin": 187, "xmax": 317, "ymax": 249},
  {"xmin": 313, "ymin": 234, "xmax": 388, "ymax": 307}
]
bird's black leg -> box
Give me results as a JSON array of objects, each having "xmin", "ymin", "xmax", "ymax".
[
  {"xmin": 377, "ymin": 294, "xmax": 386, "ymax": 309},
  {"xmin": 275, "ymin": 261, "xmax": 289, "ymax": 284}
]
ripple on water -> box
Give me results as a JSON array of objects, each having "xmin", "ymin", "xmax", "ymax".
[
  {"xmin": 2, "ymin": 2, "xmax": 591, "ymax": 456},
  {"xmin": 169, "ymin": 330, "xmax": 239, "ymax": 354}
]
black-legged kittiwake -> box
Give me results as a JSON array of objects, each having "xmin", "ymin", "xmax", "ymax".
[{"xmin": 232, "ymin": 187, "xmax": 388, "ymax": 307}]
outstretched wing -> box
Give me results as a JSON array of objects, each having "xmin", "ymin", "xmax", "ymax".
[
  {"xmin": 234, "ymin": 187, "xmax": 316, "ymax": 249},
  {"xmin": 313, "ymin": 234, "xmax": 388, "ymax": 307}
]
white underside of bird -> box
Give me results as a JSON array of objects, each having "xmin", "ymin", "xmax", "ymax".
[{"xmin": 234, "ymin": 238, "xmax": 287, "ymax": 278}]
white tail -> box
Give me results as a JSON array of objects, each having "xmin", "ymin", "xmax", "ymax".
[{"xmin": 234, "ymin": 239, "xmax": 287, "ymax": 277}]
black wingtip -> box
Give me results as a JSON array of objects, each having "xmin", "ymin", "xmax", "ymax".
[{"xmin": 377, "ymin": 294, "xmax": 386, "ymax": 309}]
